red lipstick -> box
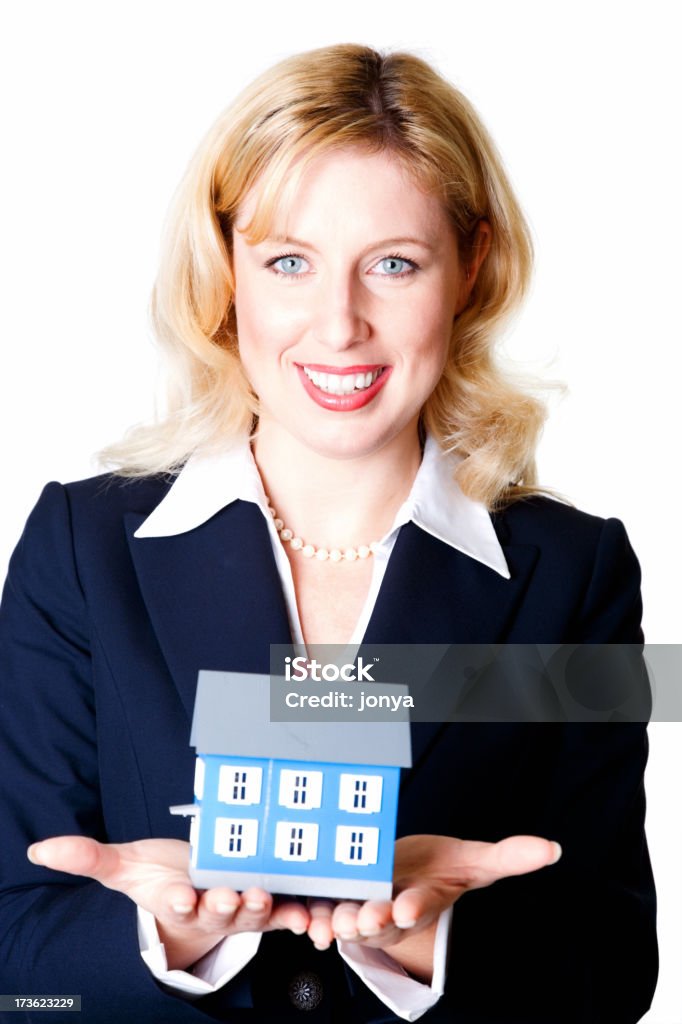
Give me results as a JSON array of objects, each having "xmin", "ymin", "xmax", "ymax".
[
  {"xmin": 295, "ymin": 364, "xmax": 391, "ymax": 411},
  {"xmin": 301, "ymin": 363, "xmax": 384, "ymax": 374}
]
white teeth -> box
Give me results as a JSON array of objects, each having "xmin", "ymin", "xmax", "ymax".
[{"xmin": 303, "ymin": 367, "xmax": 382, "ymax": 394}]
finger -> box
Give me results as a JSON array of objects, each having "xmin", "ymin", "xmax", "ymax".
[
  {"xmin": 268, "ymin": 899, "xmax": 309, "ymax": 936},
  {"xmin": 307, "ymin": 899, "xmax": 335, "ymax": 950},
  {"xmin": 229, "ymin": 887, "xmax": 273, "ymax": 933},
  {"xmin": 196, "ymin": 888, "xmax": 241, "ymax": 931},
  {"xmin": 356, "ymin": 900, "xmax": 394, "ymax": 938},
  {"xmin": 331, "ymin": 900, "xmax": 362, "ymax": 941},
  {"xmin": 161, "ymin": 881, "xmax": 200, "ymax": 922},
  {"xmin": 465, "ymin": 836, "xmax": 562, "ymax": 890},
  {"xmin": 350, "ymin": 899, "xmax": 404, "ymax": 948},
  {"xmin": 392, "ymin": 886, "xmax": 443, "ymax": 931}
]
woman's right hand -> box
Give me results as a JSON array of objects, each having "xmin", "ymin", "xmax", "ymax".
[{"xmin": 27, "ymin": 836, "xmax": 310, "ymax": 969}]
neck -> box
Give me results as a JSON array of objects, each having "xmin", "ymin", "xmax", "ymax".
[{"xmin": 251, "ymin": 422, "xmax": 423, "ymax": 549}]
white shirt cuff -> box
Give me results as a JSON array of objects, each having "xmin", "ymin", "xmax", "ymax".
[
  {"xmin": 137, "ymin": 906, "xmax": 261, "ymax": 997},
  {"xmin": 336, "ymin": 906, "xmax": 452, "ymax": 1022},
  {"xmin": 138, "ymin": 904, "xmax": 451, "ymax": 1017}
]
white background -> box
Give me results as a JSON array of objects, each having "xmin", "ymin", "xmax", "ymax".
[{"xmin": 1, "ymin": 2, "xmax": 679, "ymax": 1019}]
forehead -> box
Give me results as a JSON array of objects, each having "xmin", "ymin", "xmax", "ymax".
[{"xmin": 234, "ymin": 146, "xmax": 451, "ymax": 244}]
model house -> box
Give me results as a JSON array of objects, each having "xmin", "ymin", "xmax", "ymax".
[{"xmin": 171, "ymin": 669, "xmax": 412, "ymax": 899}]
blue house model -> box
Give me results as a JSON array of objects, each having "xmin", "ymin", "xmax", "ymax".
[{"xmin": 171, "ymin": 670, "xmax": 412, "ymax": 900}]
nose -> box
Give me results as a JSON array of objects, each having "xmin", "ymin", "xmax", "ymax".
[{"xmin": 311, "ymin": 271, "xmax": 371, "ymax": 351}]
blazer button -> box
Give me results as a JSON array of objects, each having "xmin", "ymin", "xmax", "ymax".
[{"xmin": 288, "ymin": 969, "xmax": 324, "ymax": 1010}]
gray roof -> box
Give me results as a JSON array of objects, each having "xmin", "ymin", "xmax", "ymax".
[{"xmin": 190, "ymin": 670, "xmax": 412, "ymax": 767}]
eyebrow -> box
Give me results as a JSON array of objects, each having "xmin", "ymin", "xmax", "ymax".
[{"xmin": 266, "ymin": 234, "xmax": 437, "ymax": 254}]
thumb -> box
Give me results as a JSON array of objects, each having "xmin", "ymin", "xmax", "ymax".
[
  {"xmin": 28, "ymin": 836, "xmax": 121, "ymax": 884},
  {"xmin": 467, "ymin": 836, "xmax": 562, "ymax": 890}
]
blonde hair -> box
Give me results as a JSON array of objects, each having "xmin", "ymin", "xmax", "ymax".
[{"xmin": 101, "ymin": 43, "xmax": 547, "ymax": 509}]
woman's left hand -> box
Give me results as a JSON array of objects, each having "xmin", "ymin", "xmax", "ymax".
[{"xmin": 307, "ymin": 833, "xmax": 561, "ymax": 982}]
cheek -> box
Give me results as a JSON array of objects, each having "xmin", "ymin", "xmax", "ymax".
[
  {"xmin": 235, "ymin": 288, "xmax": 306, "ymax": 355},
  {"xmin": 234, "ymin": 284, "xmax": 265, "ymax": 344},
  {"xmin": 398, "ymin": 286, "xmax": 455, "ymax": 356},
  {"xmin": 414, "ymin": 314, "xmax": 453, "ymax": 371}
]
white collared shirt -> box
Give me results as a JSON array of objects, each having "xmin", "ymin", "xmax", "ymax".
[{"xmin": 135, "ymin": 433, "xmax": 509, "ymax": 1021}]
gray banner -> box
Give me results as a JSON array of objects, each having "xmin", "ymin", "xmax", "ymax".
[{"xmin": 269, "ymin": 644, "xmax": 681, "ymax": 723}]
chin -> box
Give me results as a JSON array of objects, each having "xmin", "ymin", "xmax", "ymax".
[
  {"xmin": 298, "ymin": 421, "xmax": 416, "ymax": 463},
  {"xmin": 306, "ymin": 438, "xmax": 377, "ymax": 462}
]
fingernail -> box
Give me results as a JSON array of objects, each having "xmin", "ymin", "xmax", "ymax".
[
  {"xmin": 172, "ymin": 902, "xmax": 193, "ymax": 914},
  {"xmin": 358, "ymin": 926, "xmax": 383, "ymax": 937},
  {"xmin": 395, "ymin": 918, "xmax": 417, "ymax": 929},
  {"xmin": 216, "ymin": 902, "xmax": 238, "ymax": 915},
  {"xmin": 245, "ymin": 900, "xmax": 266, "ymax": 912},
  {"xmin": 27, "ymin": 844, "xmax": 43, "ymax": 865},
  {"xmin": 337, "ymin": 931, "xmax": 358, "ymax": 941},
  {"xmin": 551, "ymin": 842, "xmax": 562, "ymax": 864},
  {"xmin": 314, "ymin": 941, "xmax": 330, "ymax": 951}
]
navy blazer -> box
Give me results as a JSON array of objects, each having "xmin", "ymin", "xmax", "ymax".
[{"xmin": 0, "ymin": 474, "xmax": 657, "ymax": 1023}]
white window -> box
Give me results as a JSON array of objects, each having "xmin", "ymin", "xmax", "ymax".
[
  {"xmin": 214, "ymin": 817, "xmax": 258, "ymax": 858},
  {"xmin": 274, "ymin": 821, "xmax": 319, "ymax": 862},
  {"xmin": 335, "ymin": 825, "xmax": 379, "ymax": 866},
  {"xmin": 218, "ymin": 764, "xmax": 262, "ymax": 805},
  {"xmin": 338, "ymin": 773, "xmax": 383, "ymax": 814},
  {"xmin": 194, "ymin": 757, "xmax": 205, "ymax": 800},
  {"xmin": 278, "ymin": 769, "xmax": 323, "ymax": 810}
]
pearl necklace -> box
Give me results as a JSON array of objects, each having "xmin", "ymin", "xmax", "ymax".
[{"xmin": 265, "ymin": 498, "xmax": 378, "ymax": 563}]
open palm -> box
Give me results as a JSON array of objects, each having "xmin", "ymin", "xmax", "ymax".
[
  {"xmin": 28, "ymin": 835, "xmax": 309, "ymax": 970},
  {"xmin": 306, "ymin": 834, "xmax": 561, "ymax": 980}
]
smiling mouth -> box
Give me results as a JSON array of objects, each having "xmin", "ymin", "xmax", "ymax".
[{"xmin": 302, "ymin": 366, "xmax": 385, "ymax": 394}]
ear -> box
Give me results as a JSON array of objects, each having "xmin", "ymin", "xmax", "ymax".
[{"xmin": 454, "ymin": 220, "xmax": 492, "ymax": 315}]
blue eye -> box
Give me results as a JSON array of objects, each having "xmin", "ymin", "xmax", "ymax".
[
  {"xmin": 380, "ymin": 257, "xmax": 406, "ymax": 274},
  {"xmin": 270, "ymin": 254, "xmax": 309, "ymax": 276},
  {"xmin": 373, "ymin": 256, "xmax": 417, "ymax": 277}
]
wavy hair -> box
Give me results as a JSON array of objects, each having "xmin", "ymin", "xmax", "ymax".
[{"xmin": 101, "ymin": 43, "xmax": 547, "ymax": 509}]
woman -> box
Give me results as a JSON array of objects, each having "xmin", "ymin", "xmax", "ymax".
[{"xmin": 0, "ymin": 44, "xmax": 656, "ymax": 1023}]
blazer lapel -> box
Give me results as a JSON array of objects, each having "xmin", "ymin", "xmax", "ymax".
[
  {"xmin": 363, "ymin": 521, "xmax": 538, "ymax": 645},
  {"xmin": 361, "ymin": 522, "xmax": 540, "ymax": 769},
  {"xmin": 125, "ymin": 501, "xmax": 293, "ymax": 721}
]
